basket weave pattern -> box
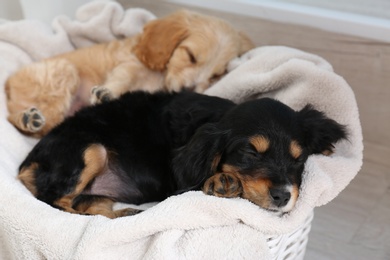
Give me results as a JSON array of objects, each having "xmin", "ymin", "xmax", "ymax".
[{"xmin": 266, "ymin": 212, "xmax": 314, "ymax": 260}]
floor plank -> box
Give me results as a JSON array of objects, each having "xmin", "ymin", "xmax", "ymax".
[
  {"xmin": 352, "ymin": 190, "xmax": 390, "ymax": 251},
  {"xmin": 306, "ymin": 160, "xmax": 390, "ymax": 259}
]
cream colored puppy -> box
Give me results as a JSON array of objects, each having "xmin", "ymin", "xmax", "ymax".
[{"xmin": 5, "ymin": 10, "xmax": 254, "ymax": 137}]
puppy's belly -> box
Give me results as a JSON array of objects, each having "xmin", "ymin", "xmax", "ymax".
[
  {"xmin": 83, "ymin": 170, "xmax": 144, "ymax": 204},
  {"xmin": 67, "ymin": 79, "xmax": 95, "ymax": 117},
  {"xmin": 68, "ymin": 97, "xmax": 87, "ymax": 116}
]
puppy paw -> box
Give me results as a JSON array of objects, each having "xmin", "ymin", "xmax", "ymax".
[
  {"xmin": 90, "ymin": 86, "xmax": 112, "ymax": 105},
  {"xmin": 22, "ymin": 108, "xmax": 45, "ymax": 132},
  {"xmin": 203, "ymin": 172, "xmax": 243, "ymax": 198}
]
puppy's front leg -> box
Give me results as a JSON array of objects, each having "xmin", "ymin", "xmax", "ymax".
[
  {"xmin": 203, "ymin": 172, "xmax": 243, "ymax": 198},
  {"xmin": 90, "ymin": 62, "xmax": 164, "ymax": 104},
  {"xmin": 90, "ymin": 63, "xmax": 137, "ymax": 104}
]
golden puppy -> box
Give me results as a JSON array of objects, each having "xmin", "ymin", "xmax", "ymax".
[{"xmin": 5, "ymin": 10, "xmax": 254, "ymax": 138}]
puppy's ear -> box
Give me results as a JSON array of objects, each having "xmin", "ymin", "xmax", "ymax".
[
  {"xmin": 134, "ymin": 11, "xmax": 189, "ymax": 71},
  {"xmin": 172, "ymin": 123, "xmax": 226, "ymax": 193},
  {"xmin": 238, "ymin": 31, "xmax": 255, "ymax": 55},
  {"xmin": 298, "ymin": 105, "xmax": 347, "ymax": 155}
]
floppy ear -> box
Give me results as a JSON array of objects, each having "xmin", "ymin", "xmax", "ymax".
[
  {"xmin": 298, "ymin": 105, "xmax": 347, "ymax": 155},
  {"xmin": 134, "ymin": 11, "xmax": 189, "ymax": 71},
  {"xmin": 172, "ymin": 123, "xmax": 227, "ymax": 193}
]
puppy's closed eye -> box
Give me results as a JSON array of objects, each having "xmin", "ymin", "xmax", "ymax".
[
  {"xmin": 242, "ymin": 145, "xmax": 262, "ymax": 158},
  {"xmin": 210, "ymin": 74, "xmax": 221, "ymax": 82},
  {"xmin": 183, "ymin": 47, "xmax": 197, "ymax": 64}
]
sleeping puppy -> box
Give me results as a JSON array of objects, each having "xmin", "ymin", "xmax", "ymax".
[
  {"xmin": 18, "ymin": 91, "xmax": 346, "ymax": 218},
  {"xmin": 5, "ymin": 10, "xmax": 254, "ymax": 138}
]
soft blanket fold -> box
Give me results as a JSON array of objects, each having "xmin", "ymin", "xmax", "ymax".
[{"xmin": 0, "ymin": 1, "xmax": 363, "ymax": 259}]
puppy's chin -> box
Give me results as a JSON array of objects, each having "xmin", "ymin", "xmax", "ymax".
[
  {"xmin": 266, "ymin": 209, "xmax": 284, "ymax": 217},
  {"xmin": 251, "ymin": 197, "xmax": 296, "ymax": 216},
  {"xmin": 265, "ymin": 204, "xmax": 295, "ymax": 217}
]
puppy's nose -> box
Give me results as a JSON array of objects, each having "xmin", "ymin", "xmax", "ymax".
[{"xmin": 270, "ymin": 188, "xmax": 291, "ymax": 207}]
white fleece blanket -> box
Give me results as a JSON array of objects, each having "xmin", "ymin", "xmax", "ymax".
[{"xmin": 0, "ymin": 1, "xmax": 363, "ymax": 259}]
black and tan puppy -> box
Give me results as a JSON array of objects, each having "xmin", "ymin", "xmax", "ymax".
[{"xmin": 18, "ymin": 91, "xmax": 346, "ymax": 218}]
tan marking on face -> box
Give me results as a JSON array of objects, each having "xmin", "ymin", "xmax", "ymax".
[
  {"xmin": 218, "ymin": 163, "xmax": 273, "ymax": 209},
  {"xmin": 240, "ymin": 176, "xmax": 273, "ymax": 209},
  {"xmin": 54, "ymin": 144, "xmax": 108, "ymax": 213},
  {"xmin": 250, "ymin": 135, "xmax": 270, "ymax": 153},
  {"xmin": 221, "ymin": 164, "xmax": 240, "ymax": 174},
  {"xmin": 18, "ymin": 163, "xmax": 39, "ymax": 196},
  {"xmin": 221, "ymin": 164, "xmax": 273, "ymax": 208},
  {"xmin": 290, "ymin": 140, "xmax": 302, "ymax": 159}
]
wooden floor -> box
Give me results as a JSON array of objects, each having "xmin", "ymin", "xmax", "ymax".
[{"xmin": 120, "ymin": 1, "xmax": 390, "ymax": 259}]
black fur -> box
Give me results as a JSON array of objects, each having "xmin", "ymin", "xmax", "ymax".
[{"xmin": 19, "ymin": 91, "xmax": 347, "ymax": 214}]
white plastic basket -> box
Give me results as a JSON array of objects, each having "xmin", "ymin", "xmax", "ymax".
[{"xmin": 266, "ymin": 211, "xmax": 314, "ymax": 260}]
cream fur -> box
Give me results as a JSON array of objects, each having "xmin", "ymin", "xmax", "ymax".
[{"xmin": 5, "ymin": 8, "xmax": 253, "ymax": 137}]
